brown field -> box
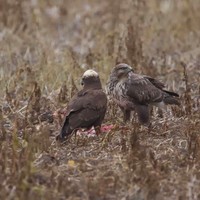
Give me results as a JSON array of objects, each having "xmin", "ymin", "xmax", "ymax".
[{"xmin": 0, "ymin": 0, "xmax": 200, "ymax": 199}]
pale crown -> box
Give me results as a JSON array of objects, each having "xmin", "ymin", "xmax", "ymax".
[{"xmin": 83, "ymin": 69, "xmax": 99, "ymax": 78}]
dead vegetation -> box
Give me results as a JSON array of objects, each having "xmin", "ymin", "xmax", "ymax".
[{"xmin": 0, "ymin": 0, "xmax": 200, "ymax": 199}]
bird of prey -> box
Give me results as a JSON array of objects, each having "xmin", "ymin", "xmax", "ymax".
[
  {"xmin": 106, "ymin": 63, "xmax": 180, "ymax": 125},
  {"xmin": 56, "ymin": 69, "xmax": 107, "ymax": 141}
]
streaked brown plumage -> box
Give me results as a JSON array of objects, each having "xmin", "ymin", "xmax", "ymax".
[
  {"xmin": 56, "ymin": 70, "xmax": 107, "ymax": 141},
  {"xmin": 106, "ymin": 63, "xmax": 180, "ymax": 124}
]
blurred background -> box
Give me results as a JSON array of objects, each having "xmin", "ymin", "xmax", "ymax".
[
  {"xmin": 0, "ymin": 0, "xmax": 200, "ymax": 91},
  {"xmin": 0, "ymin": 1, "xmax": 200, "ymax": 199}
]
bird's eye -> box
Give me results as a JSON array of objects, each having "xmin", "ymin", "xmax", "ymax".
[{"xmin": 81, "ymin": 77, "xmax": 85, "ymax": 85}]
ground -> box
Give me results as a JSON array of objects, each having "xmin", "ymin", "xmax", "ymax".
[{"xmin": 0, "ymin": 0, "xmax": 200, "ymax": 199}]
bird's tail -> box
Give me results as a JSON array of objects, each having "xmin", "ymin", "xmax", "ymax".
[
  {"xmin": 163, "ymin": 90, "xmax": 180, "ymax": 106},
  {"xmin": 56, "ymin": 117, "xmax": 72, "ymax": 141},
  {"xmin": 163, "ymin": 96, "xmax": 180, "ymax": 106},
  {"xmin": 135, "ymin": 105, "xmax": 150, "ymax": 125},
  {"xmin": 162, "ymin": 90, "xmax": 179, "ymax": 97}
]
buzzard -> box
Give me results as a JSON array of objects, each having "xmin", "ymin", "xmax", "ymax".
[
  {"xmin": 56, "ymin": 69, "xmax": 107, "ymax": 141},
  {"xmin": 106, "ymin": 63, "xmax": 180, "ymax": 125}
]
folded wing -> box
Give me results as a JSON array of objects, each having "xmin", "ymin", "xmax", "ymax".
[
  {"xmin": 126, "ymin": 73, "xmax": 164, "ymax": 104},
  {"xmin": 59, "ymin": 90, "xmax": 107, "ymax": 138}
]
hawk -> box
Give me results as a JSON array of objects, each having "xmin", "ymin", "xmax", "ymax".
[
  {"xmin": 56, "ymin": 69, "xmax": 107, "ymax": 141},
  {"xmin": 106, "ymin": 63, "xmax": 180, "ymax": 125}
]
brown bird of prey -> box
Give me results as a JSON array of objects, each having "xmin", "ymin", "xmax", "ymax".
[
  {"xmin": 106, "ymin": 63, "xmax": 180, "ymax": 125},
  {"xmin": 56, "ymin": 69, "xmax": 107, "ymax": 141}
]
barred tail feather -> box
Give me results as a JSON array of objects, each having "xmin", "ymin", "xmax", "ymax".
[{"xmin": 163, "ymin": 96, "xmax": 180, "ymax": 106}]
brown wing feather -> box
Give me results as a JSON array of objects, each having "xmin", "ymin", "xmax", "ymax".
[
  {"xmin": 126, "ymin": 73, "xmax": 163, "ymax": 104},
  {"xmin": 59, "ymin": 89, "xmax": 107, "ymax": 138},
  {"xmin": 66, "ymin": 90, "xmax": 106, "ymax": 116},
  {"xmin": 68, "ymin": 89, "xmax": 107, "ymax": 125},
  {"xmin": 144, "ymin": 76, "xmax": 179, "ymax": 97},
  {"xmin": 143, "ymin": 76, "xmax": 165, "ymax": 89}
]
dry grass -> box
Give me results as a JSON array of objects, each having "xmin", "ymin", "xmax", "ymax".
[{"xmin": 0, "ymin": 0, "xmax": 200, "ymax": 199}]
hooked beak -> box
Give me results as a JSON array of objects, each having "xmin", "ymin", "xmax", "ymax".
[{"xmin": 126, "ymin": 68, "xmax": 133, "ymax": 73}]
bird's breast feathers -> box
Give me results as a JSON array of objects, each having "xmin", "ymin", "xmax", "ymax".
[{"xmin": 113, "ymin": 81, "xmax": 126, "ymax": 99}]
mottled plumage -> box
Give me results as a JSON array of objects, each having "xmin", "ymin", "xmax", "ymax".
[
  {"xmin": 56, "ymin": 70, "xmax": 107, "ymax": 141},
  {"xmin": 106, "ymin": 63, "xmax": 180, "ymax": 124}
]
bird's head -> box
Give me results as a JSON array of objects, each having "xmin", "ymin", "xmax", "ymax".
[
  {"xmin": 81, "ymin": 69, "xmax": 102, "ymax": 89},
  {"xmin": 111, "ymin": 63, "xmax": 133, "ymax": 80}
]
